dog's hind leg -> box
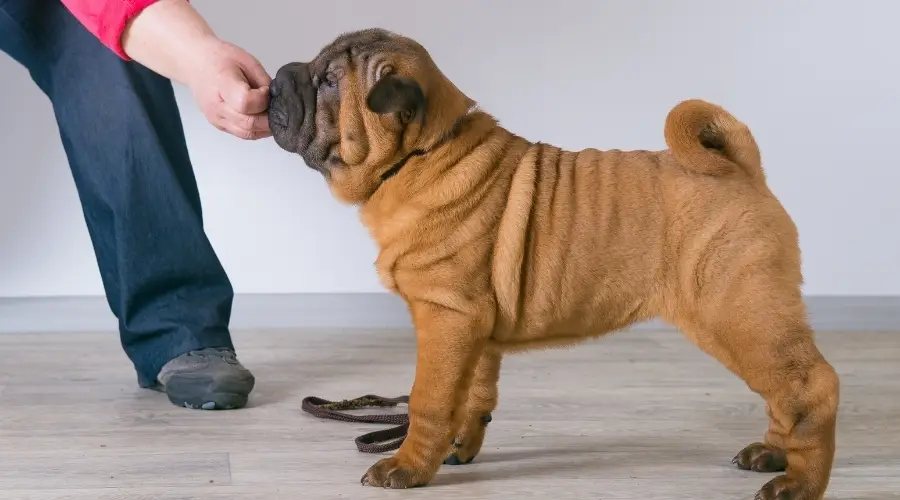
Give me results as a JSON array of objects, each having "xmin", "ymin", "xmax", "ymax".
[
  {"xmin": 444, "ymin": 348, "xmax": 502, "ymax": 465},
  {"xmin": 673, "ymin": 279, "xmax": 839, "ymax": 500}
]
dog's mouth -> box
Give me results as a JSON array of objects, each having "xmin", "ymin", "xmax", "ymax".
[{"xmin": 269, "ymin": 62, "xmax": 318, "ymax": 165}]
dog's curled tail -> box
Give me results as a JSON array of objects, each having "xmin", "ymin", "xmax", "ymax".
[{"xmin": 664, "ymin": 99, "xmax": 764, "ymax": 182}]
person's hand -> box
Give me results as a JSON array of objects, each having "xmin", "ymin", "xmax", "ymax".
[
  {"xmin": 119, "ymin": 0, "xmax": 273, "ymax": 140},
  {"xmin": 185, "ymin": 39, "xmax": 273, "ymax": 140}
]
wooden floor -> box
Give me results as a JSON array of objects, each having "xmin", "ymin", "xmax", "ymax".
[{"xmin": 0, "ymin": 328, "xmax": 898, "ymax": 499}]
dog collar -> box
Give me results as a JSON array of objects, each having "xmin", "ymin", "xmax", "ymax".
[{"xmin": 380, "ymin": 148, "xmax": 425, "ymax": 182}]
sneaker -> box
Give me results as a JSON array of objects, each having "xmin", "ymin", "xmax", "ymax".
[{"xmin": 156, "ymin": 347, "xmax": 255, "ymax": 410}]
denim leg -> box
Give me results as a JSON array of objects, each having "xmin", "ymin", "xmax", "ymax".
[{"xmin": 1, "ymin": 0, "xmax": 236, "ymax": 388}]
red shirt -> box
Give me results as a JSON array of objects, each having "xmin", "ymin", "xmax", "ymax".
[{"xmin": 60, "ymin": 0, "xmax": 186, "ymax": 60}]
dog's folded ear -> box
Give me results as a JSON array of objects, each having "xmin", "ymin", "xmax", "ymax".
[{"xmin": 366, "ymin": 74, "xmax": 425, "ymax": 124}]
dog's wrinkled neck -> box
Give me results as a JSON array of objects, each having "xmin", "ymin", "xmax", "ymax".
[{"xmin": 378, "ymin": 104, "xmax": 479, "ymax": 185}]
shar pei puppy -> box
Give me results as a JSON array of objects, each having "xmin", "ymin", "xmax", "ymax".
[{"xmin": 267, "ymin": 28, "xmax": 839, "ymax": 500}]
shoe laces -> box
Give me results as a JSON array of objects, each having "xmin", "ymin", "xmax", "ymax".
[{"xmin": 185, "ymin": 347, "xmax": 239, "ymax": 365}]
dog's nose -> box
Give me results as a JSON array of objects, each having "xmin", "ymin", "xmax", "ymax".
[{"xmin": 274, "ymin": 62, "xmax": 312, "ymax": 87}]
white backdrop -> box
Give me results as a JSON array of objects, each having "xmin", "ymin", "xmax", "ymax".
[{"xmin": 1, "ymin": 0, "xmax": 898, "ymax": 298}]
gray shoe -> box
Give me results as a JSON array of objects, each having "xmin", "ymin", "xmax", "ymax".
[{"xmin": 156, "ymin": 347, "xmax": 255, "ymax": 410}]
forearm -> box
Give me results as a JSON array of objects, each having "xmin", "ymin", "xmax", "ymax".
[
  {"xmin": 119, "ymin": 0, "xmax": 221, "ymax": 86},
  {"xmin": 61, "ymin": 0, "xmax": 219, "ymax": 86}
]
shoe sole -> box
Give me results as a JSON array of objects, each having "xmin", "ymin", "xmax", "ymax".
[{"xmin": 164, "ymin": 374, "xmax": 255, "ymax": 410}]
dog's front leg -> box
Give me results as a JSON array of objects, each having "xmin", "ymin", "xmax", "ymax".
[
  {"xmin": 361, "ymin": 300, "xmax": 489, "ymax": 489},
  {"xmin": 444, "ymin": 348, "xmax": 501, "ymax": 466}
]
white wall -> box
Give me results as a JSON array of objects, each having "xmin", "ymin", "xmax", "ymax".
[{"xmin": 1, "ymin": 0, "xmax": 898, "ymax": 298}]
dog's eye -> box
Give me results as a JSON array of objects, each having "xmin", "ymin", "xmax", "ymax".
[{"xmin": 324, "ymin": 72, "xmax": 338, "ymax": 88}]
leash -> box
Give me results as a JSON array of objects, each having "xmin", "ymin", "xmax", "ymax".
[{"xmin": 301, "ymin": 394, "xmax": 410, "ymax": 453}]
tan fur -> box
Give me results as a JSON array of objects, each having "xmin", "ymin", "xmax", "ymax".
[{"xmin": 269, "ymin": 29, "xmax": 839, "ymax": 500}]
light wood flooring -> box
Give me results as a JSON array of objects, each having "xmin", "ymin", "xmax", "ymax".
[{"xmin": 0, "ymin": 328, "xmax": 898, "ymax": 499}]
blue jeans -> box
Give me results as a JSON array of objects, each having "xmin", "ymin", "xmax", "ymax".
[{"xmin": 0, "ymin": 0, "xmax": 236, "ymax": 387}]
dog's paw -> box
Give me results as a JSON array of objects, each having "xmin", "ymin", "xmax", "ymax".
[
  {"xmin": 443, "ymin": 453, "xmax": 474, "ymax": 466},
  {"xmin": 361, "ymin": 456, "xmax": 432, "ymax": 489},
  {"xmin": 443, "ymin": 413, "xmax": 492, "ymax": 466},
  {"xmin": 733, "ymin": 442, "xmax": 788, "ymax": 473},
  {"xmin": 443, "ymin": 437, "xmax": 480, "ymax": 466},
  {"xmin": 754, "ymin": 475, "xmax": 804, "ymax": 500}
]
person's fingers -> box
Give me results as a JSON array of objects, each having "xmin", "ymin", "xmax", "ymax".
[
  {"xmin": 221, "ymin": 100, "xmax": 270, "ymax": 133},
  {"xmin": 211, "ymin": 104, "xmax": 272, "ymax": 140},
  {"xmin": 243, "ymin": 86, "xmax": 272, "ymax": 114},
  {"xmin": 194, "ymin": 46, "xmax": 274, "ymax": 140},
  {"xmin": 239, "ymin": 53, "xmax": 273, "ymax": 89},
  {"xmin": 219, "ymin": 76, "xmax": 271, "ymax": 116},
  {"xmin": 214, "ymin": 117, "xmax": 271, "ymax": 140}
]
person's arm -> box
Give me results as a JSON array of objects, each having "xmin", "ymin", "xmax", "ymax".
[
  {"xmin": 61, "ymin": 0, "xmax": 229, "ymax": 88},
  {"xmin": 59, "ymin": 0, "xmax": 168, "ymax": 60},
  {"xmin": 60, "ymin": 0, "xmax": 272, "ymax": 140}
]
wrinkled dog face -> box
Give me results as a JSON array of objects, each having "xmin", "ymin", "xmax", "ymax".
[{"xmin": 268, "ymin": 28, "xmax": 466, "ymax": 204}]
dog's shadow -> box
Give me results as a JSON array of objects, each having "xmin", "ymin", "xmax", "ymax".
[
  {"xmin": 428, "ymin": 435, "xmax": 734, "ymax": 486},
  {"xmin": 825, "ymin": 495, "xmax": 900, "ymax": 500}
]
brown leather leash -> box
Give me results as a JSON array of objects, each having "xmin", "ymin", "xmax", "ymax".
[{"xmin": 301, "ymin": 394, "xmax": 410, "ymax": 453}]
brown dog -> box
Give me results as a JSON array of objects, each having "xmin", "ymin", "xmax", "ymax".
[{"xmin": 268, "ymin": 28, "xmax": 840, "ymax": 500}]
